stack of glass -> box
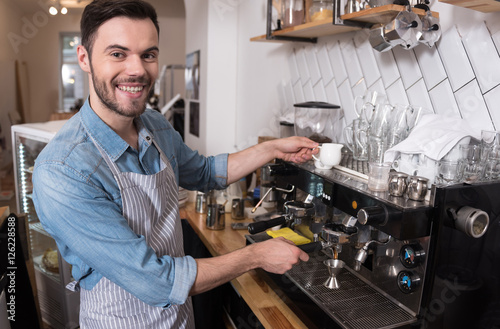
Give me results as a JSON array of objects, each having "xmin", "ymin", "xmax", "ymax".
[{"xmin": 436, "ymin": 130, "xmax": 500, "ymax": 185}]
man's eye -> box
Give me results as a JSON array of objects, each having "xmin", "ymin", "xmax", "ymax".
[
  {"xmin": 143, "ymin": 53, "xmax": 157, "ymax": 60},
  {"xmin": 111, "ymin": 52, "xmax": 123, "ymax": 58}
]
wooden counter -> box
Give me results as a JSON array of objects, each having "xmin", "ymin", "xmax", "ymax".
[{"xmin": 181, "ymin": 203, "xmax": 308, "ymax": 329}]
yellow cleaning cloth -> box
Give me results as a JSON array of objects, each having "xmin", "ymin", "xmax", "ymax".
[{"xmin": 267, "ymin": 227, "xmax": 311, "ymax": 245}]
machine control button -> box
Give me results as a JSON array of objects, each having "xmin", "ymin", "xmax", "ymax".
[
  {"xmin": 397, "ymin": 271, "xmax": 420, "ymax": 293},
  {"xmin": 321, "ymin": 182, "xmax": 334, "ymax": 205},
  {"xmin": 357, "ymin": 206, "xmax": 387, "ymax": 225},
  {"xmin": 399, "ymin": 244, "xmax": 425, "ymax": 268}
]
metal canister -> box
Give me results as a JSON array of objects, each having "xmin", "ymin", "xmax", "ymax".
[
  {"xmin": 206, "ymin": 204, "xmax": 225, "ymax": 230},
  {"xmin": 407, "ymin": 176, "xmax": 429, "ymax": 201},
  {"xmin": 231, "ymin": 198, "xmax": 245, "ymax": 220},
  {"xmin": 195, "ymin": 192, "xmax": 207, "ymax": 214},
  {"xmin": 388, "ymin": 172, "xmax": 409, "ymax": 197}
]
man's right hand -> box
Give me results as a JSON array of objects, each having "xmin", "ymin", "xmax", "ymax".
[{"xmin": 249, "ymin": 237, "xmax": 309, "ymax": 274}]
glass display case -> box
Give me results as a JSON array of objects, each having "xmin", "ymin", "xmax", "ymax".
[{"xmin": 11, "ymin": 120, "xmax": 79, "ymax": 329}]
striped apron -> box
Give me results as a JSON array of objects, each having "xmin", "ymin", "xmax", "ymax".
[{"xmin": 77, "ymin": 137, "xmax": 194, "ymax": 329}]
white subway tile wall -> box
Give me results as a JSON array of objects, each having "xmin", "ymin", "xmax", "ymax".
[
  {"xmin": 281, "ymin": 23, "xmax": 500, "ymax": 134},
  {"xmin": 316, "ymin": 45, "xmax": 335, "ymax": 86},
  {"xmin": 437, "ymin": 26, "xmax": 474, "ymax": 92},
  {"xmin": 373, "ymin": 49, "xmax": 400, "ymax": 87},
  {"xmin": 303, "ymin": 80, "xmax": 315, "ymax": 101},
  {"xmin": 295, "ymin": 47, "xmax": 311, "ymax": 85},
  {"xmin": 305, "ymin": 46, "xmax": 322, "ymax": 86},
  {"xmin": 455, "ymin": 79, "xmax": 495, "ymax": 132},
  {"xmin": 392, "ymin": 46, "xmax": 422, "ymax": 89},
  {"xmin": 287, "ymin": 48, "xmax": 301, "ymax": 85},
  {"xmin": 386, "ymin": 78, "xmax": 409, "ymax": 106},
  {"xmin": 413, "ymin": 46, "xmax": 447, "ymax": 91},
  {"xmin": 341, "ymin": 39, "xmax": 364, "ymax": 87},
  {"xmin": 328, "ymin": 41, "xmax": 348, "ymax": 86},
  {"xmin": 428, "ymin": 79, "xmax": 460, "ymax": 117},
  {"xmin": 462, "ymin": 22, "xmax": 500, "ymax": 94}
]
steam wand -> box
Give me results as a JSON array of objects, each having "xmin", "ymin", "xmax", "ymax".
[
  {"xmin": 251, "ymin": 185, "xmax": 295, "ymax": 213},
  {"xmin": 354, "ymin": 236, "xmax": 392, "ymax": 271}
]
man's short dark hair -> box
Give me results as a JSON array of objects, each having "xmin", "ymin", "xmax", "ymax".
[{"xmin": 81, "ymin": 0, "xmax": 159, "ymax": 58}]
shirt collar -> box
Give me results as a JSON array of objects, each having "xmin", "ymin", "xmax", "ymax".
[{"xmin": 80, "ymin": 98, "xmax": 153, "ymax": 162}]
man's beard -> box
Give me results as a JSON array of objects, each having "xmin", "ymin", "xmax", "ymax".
[{"xmin": 90, "ymin": 64, "xmax": 152, "ymax": 118}]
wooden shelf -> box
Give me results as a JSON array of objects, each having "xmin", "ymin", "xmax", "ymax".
[
  {"xmin": 250, "ymin": 4, "xmax": 439, "ymax": 42},
  {"xmin": 438, "ymin": 0, "xmax": 500, "ymax": 12},
  {"xmin": 343, "ymin": 4, "xmax": 438, "ymax": 23}
]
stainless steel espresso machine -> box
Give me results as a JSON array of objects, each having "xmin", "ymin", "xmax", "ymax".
[{"xmin": 246, "ymin": 159, "xmax": 500, "ymax": 329}]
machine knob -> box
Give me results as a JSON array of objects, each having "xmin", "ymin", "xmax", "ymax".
[
  {"xmin": 399, "ymin": 244, "xmax": 425, "ymax": 268},
  {"xmin": 397, "ymin": 271, "xmax": 420, "ymax": 294},
  {"xmin": 267, "ymin": 163, "xmax": 297, "ymax": 176},
  {"xmin": 357, "ymin": 206, "xmax": 387, "ymax": 225}
]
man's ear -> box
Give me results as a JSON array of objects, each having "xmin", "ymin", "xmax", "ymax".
[{"xmin": 77, "ymin": 45, "xmax": 91, "ymax": 73}]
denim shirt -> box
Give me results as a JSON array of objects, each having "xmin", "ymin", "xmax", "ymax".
[{"xmin": 32, "ymin": 99, "xmax": 228, "ymax": 307}]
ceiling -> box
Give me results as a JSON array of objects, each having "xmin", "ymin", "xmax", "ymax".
[{"xmin": 10, "ymin": 0, "xmax": 185, "ymax": 18}]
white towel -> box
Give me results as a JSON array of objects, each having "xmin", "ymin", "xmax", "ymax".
[{"xmin": 384, "ymin": 114, "xmax": 481, "ymax": 163}]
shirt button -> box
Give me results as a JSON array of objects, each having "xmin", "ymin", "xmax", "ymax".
[{"xmin": 146, "ymin": 136, "xmax": 151, "ymax": 141}]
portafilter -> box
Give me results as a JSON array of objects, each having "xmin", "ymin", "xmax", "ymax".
[{"xmin": 247, "ymin": 200, "xmax": 315, "ymax": 234}]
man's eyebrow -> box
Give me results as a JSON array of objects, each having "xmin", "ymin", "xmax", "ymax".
[
  {"xmin": 104, "ymin": 44, "xmax": 129, "ymax": 52},
  {"xmin": 104, "ymin": 45, "xmax": 159, "ymax": 53},
  {"xmin": 144, "ymin": 46, "xmax": 159, "ymax": 53}
]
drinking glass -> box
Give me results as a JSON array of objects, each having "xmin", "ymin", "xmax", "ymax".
[
  {"xmin": 344, "ymin": 119, "xmax": 369, "ymax": 161},
  {"xmin": 459, "ymin": 144, "xmax": 484, "ymax": 183},
  {"xmin": 368, "ymin": 162, "xmax": 392, "ymax": 191},
  {"xmin": 483, "ymin": 159, "xmax": 500, "ymax": 181},
  {"xmin": 436, "ymin": 160, "xmax": 461, "ymax": 185},
  {"xmin": 368, "ymin": 135, "xmax": 387, "ymax": 164}
]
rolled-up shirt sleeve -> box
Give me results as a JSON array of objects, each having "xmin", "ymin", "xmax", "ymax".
[{"xmin": 33, "ymin": 162, "xmax": 197, "ymax": 308}]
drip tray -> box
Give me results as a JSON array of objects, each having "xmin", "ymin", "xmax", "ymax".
[
  {"xmin": 286, "ymin": 259, "xmax": 416, "ymax": 329},
  {"xmin": 247, "ymin": 233, "xmax": 417, "ymax": 329}
]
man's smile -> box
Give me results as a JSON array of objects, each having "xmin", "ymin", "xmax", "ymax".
[{"xmin": 117, "ymin": 85, "xmax": 145, "ymax": 94}]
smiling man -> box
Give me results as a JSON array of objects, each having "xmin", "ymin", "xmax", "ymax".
[{"xmin": 32, "ymin": 1, "xmax": 318, "ymax": 328}]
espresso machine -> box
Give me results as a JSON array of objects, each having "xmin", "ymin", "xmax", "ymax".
[{"xmin": 246, "ymin": 159, "xmax": 500, "ymax": 329}]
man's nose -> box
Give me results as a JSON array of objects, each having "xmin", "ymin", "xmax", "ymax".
[{"xmin": 126, "ymin": 55, "xmax": 147, "ymax": 76}]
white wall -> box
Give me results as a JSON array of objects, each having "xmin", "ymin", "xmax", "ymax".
[
  {"xmin": 0, "ymin": 0, "xmax": 24, "ymax": 163},
  {"xmin": 183, "ymin": 0, "xmax": 209, "ymax": 155},
  {"xmin": 184, "ymin": 0, "xmax": 500, "ymax": 157},
  {"xmin": 182, "ymin": 0, "xmax": 239, "ymax": 156},
  {"xmin": 1, "ymin": 0, "xmax": 186, "ymax": 123},
  {"xmin": 183, "ymin": 0, "xmax": 294, "ymax": 155},
  {"xmin": 0, "ymin": 0, "xmax": 23, "ymax": 61},
  {"xmin": 21, "ymin": 13, "xmax": 81, "ymax": 123}
]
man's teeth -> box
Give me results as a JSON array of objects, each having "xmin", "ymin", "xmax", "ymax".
[{"xmin": 118, "ymin": 86, "xmax": 143, "ymax": 93}]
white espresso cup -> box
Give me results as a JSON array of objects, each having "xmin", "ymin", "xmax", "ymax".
[{"xmin": 312, "ymin": 143, "xmax": 343, "ymax": 169}]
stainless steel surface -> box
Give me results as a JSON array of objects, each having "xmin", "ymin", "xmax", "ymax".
[
  {"xmin": 344, "ymin": 0, "xmax": 361, "ymax": 14},
  {"xmin": 388, "ymin": 172, "xmax": 409, "ymax": 197},
  {"xmin": 195, "ymin": 192, "xmax": 207, "ymax": 213},
  {"xmin": 298, "ymin": 160, "xmax": 430, "ymax": 211},
  {"xmin": 324, "ymin": 259, "xmax": 344, "ymax": 289},
  {"xmin": 231, "ymin": 198, "xmax": 245, "ymax": 219},
  {"xmin": 455, "ymin": 206, "xmax": 489, "ymax": 238},
  {"xmin": 257, "ymin": 160, "xmax": 500, "ymax": 328},
  {"xmin": 252, "ymin": 185, "xmax": 295, "ymax": 213},
  {"xmin": 338, "ymin": 151, "xmax": 370, "ymax": 176},
  {"xmin": 286, "ymin": 254, "xmax": 417, "ymax": 329},
  {"xmin": 407, "ymin": 176, "xmax": 428, "ymax": 201},
  {"xmin": 419, "ymin": 10, "xmax": 441, "ymax": 48},
  {"xmin": 284, "ymin": 200, "xmax": 315, "ymax": 219},
  {"xmin": 206, "ymin": 204, "xmax": 225, "ymax": 230},
  {"xmin": 369, "ymin": 24, "xmax": 396, "ymax": 52},
  {"xmin": 368, "ymin": 0, "xmax": 393, "ymax": 7}
]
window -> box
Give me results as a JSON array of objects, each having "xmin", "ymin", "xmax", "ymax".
[{"xmin": 59, "ymin": 33, "xmax": 88, "ymax": 112}]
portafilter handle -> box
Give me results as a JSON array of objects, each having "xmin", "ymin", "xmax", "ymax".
[{"xmin": 247, "ymin": 216, "xmax": 287, "ymax": 235}]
